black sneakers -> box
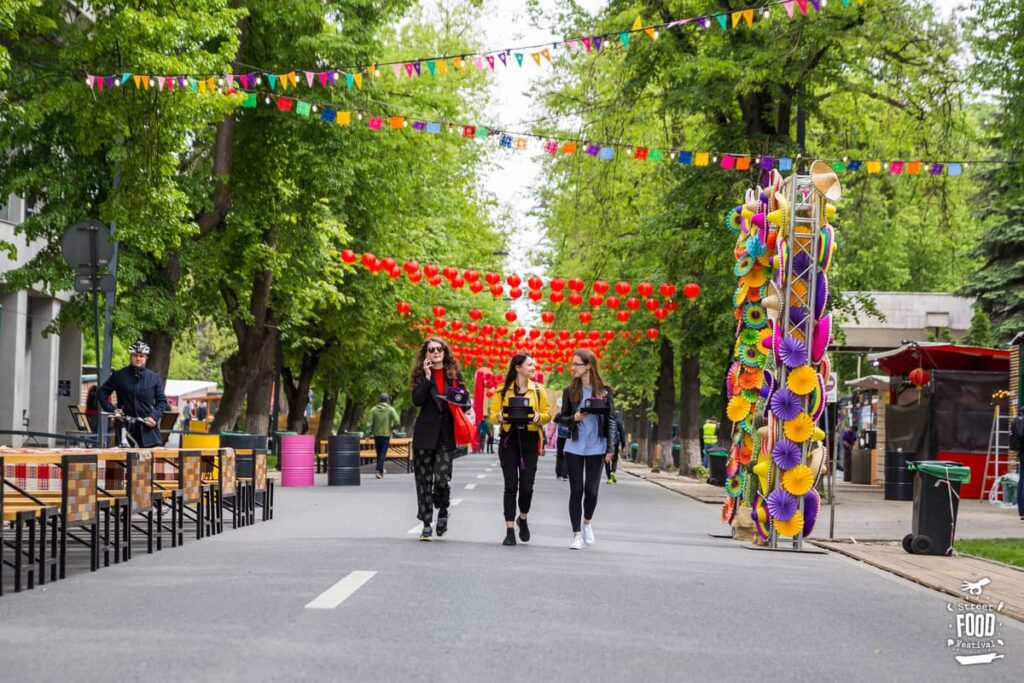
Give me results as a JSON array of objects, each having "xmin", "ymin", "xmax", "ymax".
[
  {"xmin": 419, "ymin": 525, "xmax": 432, "ymax": 541},
  {"xmin": 436, "ymin": 515, "xmax": 448, "ymax": 537},
  {"xmin": 503, "ymin": 528, "xmax": 517, "ymax": 546},
  {"xmin": 517, "ymin": 517, "xmax": 530, "ymax": 542}
]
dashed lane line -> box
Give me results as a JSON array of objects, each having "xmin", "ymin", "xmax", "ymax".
[{"xmin": 305, "ymin": 571, "xmax": 377, "ymax": 610}]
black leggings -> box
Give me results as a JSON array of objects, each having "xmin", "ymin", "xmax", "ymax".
[
  {"xmin": 566, "ymin": 451, "xmax": 604, "ymax": 532},
  {"xmin": 604, "ymin": 450, "xmax": 619, "ymax": 478},
  {"xmin": 555, "ymin": 436, "xmax": 567, "ymax": 478},
  {"xmin": 499, "ymin": 428, "xmax": 540, "ymax": 522}
]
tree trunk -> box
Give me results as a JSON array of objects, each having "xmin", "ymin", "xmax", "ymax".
[
  {"xmin": 654, "ymin": 336, "xmax": 675, "ymax": 469},
  {"xmin": 340, "ymin": 398, "xmax": 364, "ymax": 433},
  {"xmin": 316, "ymin": 387, "xmax": 339, "ymax": 443},
  {"xmin": 145, "ymin": 329, "xmax": 174, "ymax": 386},
  {"xmin": 679, "ymin": 353, "xmax": 702, "ymax": 474},
  {"xmin": 244, "ymin": 363, "xmax": 274, "ymax": 436},
  {"xmin": 637, "ymin": 397, "xmax": 650, "ymax": 466},
  {"xmin": 282, "ymin": 351, "xmax": 323, "ymax": 433}
]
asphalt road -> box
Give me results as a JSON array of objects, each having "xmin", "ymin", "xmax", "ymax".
[{"xmin": 0, "ymin": 452, "xmax": 1020, "ymax": 682}]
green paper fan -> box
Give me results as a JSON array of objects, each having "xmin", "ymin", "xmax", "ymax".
[
  {"xmin": 725, "ymin": 207, "xmax": 743, "ymax": 234},
  {"xmin": 734, "ymin": 255, "xmax": 755, "ymax": 277},
  {"xmin": 742, "ymin": 302, "xmax": 768, "ymax": 330},
  {"xmin": 738, "ymin": 343, "xmax": 762, "ymax": 367},
  {"xmin": 739, "ymin": 329, "xmax": 761, "ymax": 345},
  {"xmin": 741, "ymin": 389, "xmax": 760, "ymax": 403},
  {"xmin": 726, "ymin": 472, "xmax": 746, "ymax": 497}
]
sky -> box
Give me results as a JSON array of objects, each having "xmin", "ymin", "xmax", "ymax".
[{"xmin": 473, "ymin": 0, "xmax": 967, "ymax": 281}]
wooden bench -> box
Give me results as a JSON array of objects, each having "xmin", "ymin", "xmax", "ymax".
[{"xmin": 315, "ymin": 438, "xmax": 413, "ymax": 473}]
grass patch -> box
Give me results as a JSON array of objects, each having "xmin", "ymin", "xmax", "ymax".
[
  {"xmin": 268, "ymin": 455, "xmax": 278, "ymax": 470},
  {"xmin": 956, "ymin": 538, "xmax": 1024, "ymax": 567}
]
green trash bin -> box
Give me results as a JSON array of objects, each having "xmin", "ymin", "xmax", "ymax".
[
  {"xmin": 903, "ymin": 461, "xmax": 971, "ymax": 556},
  {"xmin": 273, "ymin": 431, "xmax": 297, "ymax": 470},
  {"xmin": 630, "ymin": 442, "xmax": 639, "ymax": 462},
  {"xmin": 706, "ymin": 447, "xmax": 729, "ymax": 485},
  {"xmin": 671, "ymin": 442, "xmax": 681, "ymax": 469}
]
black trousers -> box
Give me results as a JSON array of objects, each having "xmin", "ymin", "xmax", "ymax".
[
  {"xmin": 498, "ymin": 428, "xmax": 539, "ymax": 522},
  {"xmin": 413, "ymin": 448, "xmax": 453, "ymax": 524},
  {"xmin": 604, "ymin": 450, "xmax": 619, "ymax": 478},
  {"xmin": 555, "ymin": 436, "xmax": 567, "ymax": 478},
  {"xmin": 566, "ymin": 452, "xmax": 604, "ymax": 532}
]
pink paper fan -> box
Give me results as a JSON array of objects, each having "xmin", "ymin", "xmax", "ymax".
[{"xmin": 812, "ymin": 314, "xmax": 831, "ymax": 363}]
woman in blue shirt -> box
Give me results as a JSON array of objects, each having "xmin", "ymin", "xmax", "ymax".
[{"xmin": 555, "ymin": 349, "xmax": 617, "ymax": 549}]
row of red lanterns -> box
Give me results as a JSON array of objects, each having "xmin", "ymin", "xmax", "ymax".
[
  {"xmin": 398, "ymin": 301, "xmax": 676, "ymax": 323},
  {"xmin": 413, "ymin": 316, "xmax": 660, "ymax": 341},
  {"xmin": 340, "ymin": 250, "xmax": 701, "ymax": 302}
]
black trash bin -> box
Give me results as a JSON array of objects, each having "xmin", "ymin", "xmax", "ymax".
[
  {"xmin": 883, "ymin": 450, "xmax": 914, "ymax": 501},
  {"xmin": 902, "ymin": 461, "xmax": 971, "ymax": 556},
  {"xmin": 706, "ymin": 447, "xmax": 728, "ymax": 486},
  {"xmin": 842, "ymin": 445, "xmax": 852, "ymax": 482},
  {"xmin": 327, "ymin": 434, "xmax": 361, "ymax": 486},
  {"xmin": 220, "ymin": 432, "xmax": 269, "ymax": 478},
  {"xmin": 671, "ymin": 442, "xmax": 681, "ymax": 469}
]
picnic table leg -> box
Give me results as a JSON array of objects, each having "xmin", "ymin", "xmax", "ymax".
[
  {"xmin": 49, "ymin": 510, "xmax": 59, "ymax": 582},
  {"xmin": 27, "ymin": 514, "xmax": 37, "ymax": 590},
  {"xmin": 58, "ymin": 514, "xmax": 67, "ymax": 580}
]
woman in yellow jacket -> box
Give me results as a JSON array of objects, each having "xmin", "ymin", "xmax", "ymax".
[{"xmin": 489, "ymin": 353, "xmax": 551, "ymax": 546}]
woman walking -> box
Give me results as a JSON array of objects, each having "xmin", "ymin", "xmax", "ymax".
[
  {"xmin": 410, "ymin": 336, "xmax": 469, "ymax": 541},
  {"xmin": 556, "ymin": 348, "xmax": 617, "ymax": 550},
  {"xmin": 489, "ymin": 353, "xmax": 551, "ymax": 546}
]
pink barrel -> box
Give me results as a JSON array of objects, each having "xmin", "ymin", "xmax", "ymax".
[{"xmin": 280, "ymin": 434, "xmax": 315, "ymax": 486}]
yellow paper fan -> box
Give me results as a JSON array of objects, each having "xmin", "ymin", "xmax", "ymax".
[
  {"xmin": 783, "ymin": 412, "xmax": 814, "ymax": 442},
  {"xmin": 774, "ymin": 510, "xmax": 804, "ymax": 537},
  {"xmin": 782, "ymin": 464, "xmax": 815, "ymax": 496},
  {"xmin": 740, "ymin": 269, "xmax": 768, "ymax": 288},
  {"xmin": 812, "ymin": 426, "xmax": 826, "ymax": 442},
  {"xmin": 787, "ymin": 365, "xmax": 818, "ymax": 396},
  {"xmin": 727, "ymin": 395, "xmax": 752, "ymax": 422}
]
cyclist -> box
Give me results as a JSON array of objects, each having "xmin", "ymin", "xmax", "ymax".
[{"xmin": 97, "ymin": 340, "xmax": 168, "ymax": 447}]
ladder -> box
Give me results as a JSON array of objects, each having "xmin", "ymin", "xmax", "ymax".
[{"xmin": 979, "ymin": 406, "xmax": 1012, "ymax": 502}]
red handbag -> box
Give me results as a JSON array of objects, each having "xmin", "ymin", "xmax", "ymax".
[{"xmin": 451, "ymin": 404, "xmax": 475, "ymax": 446}]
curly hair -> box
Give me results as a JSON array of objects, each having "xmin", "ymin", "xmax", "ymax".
[{"xmin": 409, "ymin": 336, "xmax": 458, "ymax": 390}]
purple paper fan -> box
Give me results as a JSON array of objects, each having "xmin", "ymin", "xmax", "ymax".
[
  {"xmin": 792, "ymin": 251, "xmax": 812, "ymax": 277},
  {"xmin": 767, "ymin": 488, "xmax": 798, "ymax": 522},
  {"xmin": 790, "ymin": 306, "xmax": 808, "ymax": 327},
  {"xmin": 815, "ymin": 271, "xmax": 830, "ymax": 319},
  {"xmin": 759, "ymin": 370, "xmax": 776, "ymax": 399},
  {"xmin": 778, "ymin": 336, "xmax": 807, "ymax": 368},
  {"xmin": 772, "ymin": 438, "xmax": 804, "ymax": 470},
  {"xmin": 803, "ymin": 488, "xmax": 821, "ymax": 537},
  {"xmin": 769, "ymin": 388, "xmax": 802, "ymax": 421}
]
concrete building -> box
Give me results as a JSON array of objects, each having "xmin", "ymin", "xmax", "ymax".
[
  {"xmin": 0, "ymin": 194, "xmax": 83, "ymax": 445},
  {"xmin": 838, "ymin": 292, "xmax": 976, "ymax": 353}
]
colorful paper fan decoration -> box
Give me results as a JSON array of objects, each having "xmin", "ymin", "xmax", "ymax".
[
  {"xmin": 772, "ymin": 438, "xmax": 804, "ymax": 470},
  {"xmin": 734, "ymin": 255, "xmax": 755, "ymax": 276},
  {"xmin": 758, "ymin": 369, "xmax": 775, "ymax": 399},
  {"xmin": 818, "ymin": 224, "xmax": 835, "ymax": 271},
  {"xmin": 735, "ymin": 444, "xmax": 753, "ymax": 464},
  {"xmin": 803, "ymin": 488, "xmax": 820, "ymax": 537},
  {"xmin": 739, "ymin": 328, "xmax": 761, "ymax": 346},
  {"xmin": 733, "ymin": 283, "xmax": 750, "ymax": 307},
  {"xmin": 727, "ymin": 395, "xmax": 752, "ymax": 422},
  {"xmin": 737, "ymin": 368, "xmax": 762, "ymax": 390},
  {"xmin": 812, "ymin": 315, "xmax": 831, "ymax": 363},
  {"xmin": 786, "ymin": 365, "xmax": 818, "ymax": 396},
  {"xmin": 792, "ymin": 251, "xmax": 812, "ymax": 277},
  {"xmin": 815, "ymin": 271, "xmax": 830, "ymax": 319},
  {"xmin": 766, "ymin": 488, "xmax": 798, "ymax": 521},
  {"xmin": 812, "ymin": 426, "xmax": 826, "ymax": 442},
  {"xmin": 725, "ymin": 207, "xmax": 743, "ymax": 234},
  {"xmin": 726, "ymin": 472, "xmax": 746, "ymax": 497},
  {"xmin": 778, "ymin": 336, "xmax": 808, "ymax": 368},
  {"xmin": 740, "ymin": 388, "xmax": 760, "ymax": 404},
  {"xmin": 721, "ymin": 496, "xmax": 737, "ymax": 524},
  {"xmin": 726, "ymin": 456, "xmax": 740, "ymax": 479},
  {"xmin": 739, "ymin": 343, "xmax": 764, "ymax": 367},
  {"xmin": 774, "ymin": 510, "xmax": 804, "ymax": 537},
  {"xmin": 746, "ymin": 285, "xmax": 763, "ymax": 302},
  {"xmin": 769, "ymin": 387, "xmax": 802, "ymax": 421},
  {"xmin": 752, "ymin": 493, "xmax": 771, "ymax": 540},
  {"xmin": 808, "ymin": 380, "xmax": 824, "ymax": 423},
  {"xmin": 783, "ymin": 412, "xmax": 814, "ymax": 442},
  {"xmin": 789, "ymin": 305, "xmax": 809, "ymax": 327},
  {"xmin": 742, "ymin": 302, "xmax": 768, "ymax": 329},
  {"xmin": 746, "ymin": 235, "xmax": 767, "ymax": 258},
  {"xmin": 752, "ymin": 455, "xmax": 771, "ymax": 493},
  {"xmin": 740, "ymin": 269, "xmax": 768, "ymax": 288},
  {"xmin": 739, "ymin": 415, "xmax": 755, "ymax": 434},
  {"xmin": 781, "ymin": 464, "xmax": 815, "ymax": 496}
]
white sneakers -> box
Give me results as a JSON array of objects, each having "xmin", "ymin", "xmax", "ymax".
[
  {"xmin": 569, "ymin": 535, "xmax": 584, "ymax": 550},
  {"xmin": 582, "ymin": 524, "xmax": 595, "ymax": 546}
]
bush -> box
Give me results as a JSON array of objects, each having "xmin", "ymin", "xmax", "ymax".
[{"xmin": 691, "ymin": 464, "xmax": 708, "ymax": 481}]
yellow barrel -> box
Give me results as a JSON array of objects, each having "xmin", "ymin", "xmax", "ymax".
[
  {"xmin": 182, "ymin": 433, "xmax": 221, "ymax": 478},
  {"xmin": 188, "ymin": 419, "xmax": 209, "ymax": 433}
]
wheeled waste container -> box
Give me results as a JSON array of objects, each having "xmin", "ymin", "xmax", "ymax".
[
  {"xmin": 902, "ymin": 461, "xmax": 971, "ymax": 556},
  {"xmin": 706, "ymin": 447, "xmax": 729, "ymax": 486}
]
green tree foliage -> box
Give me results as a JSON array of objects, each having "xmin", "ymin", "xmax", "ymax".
[{"xmin": 960, "ymin": 0, "xmax": 1024, "ymax": 340}]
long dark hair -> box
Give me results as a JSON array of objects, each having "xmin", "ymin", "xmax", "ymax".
[
  {"xmin": 409, "ymin": 336, "xmax": 457, "ymax": 389},
  {"xmin": 499, "ymin": 353, "xmax": 531, "ymax": 400},
  {"xmin": 569, "ymin": 348, "xmax": 610, "ymax": 404}
]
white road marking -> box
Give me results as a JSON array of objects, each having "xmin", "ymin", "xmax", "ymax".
[
  {"xmin": 305, "ymin": 571, "xmax": 377, "ymax": 609},
  {"xmin": 407, "ymin": 524, "xmax": 423, "ymax": 534},
  {"xmin": 450, "ymin": 498, "xmax": 463, "ymax": 506},
  {"xmin": 464, "ymin": 483, "xmax": 477, "ymax": 490},
  {"xmin": 486, "ymin": 468, "xmax": 495, "ymax": 472},
  {"xmin": 476, "ymin": 474, "xmax": 486, "ymax": 479}
]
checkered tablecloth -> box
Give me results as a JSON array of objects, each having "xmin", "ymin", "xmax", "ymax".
[{"xmin": 4, "ymin": 461, "xmax": 129, "ymax": 491}]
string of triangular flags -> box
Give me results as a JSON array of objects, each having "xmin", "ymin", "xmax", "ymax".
[
  {"xmin": 218, "ymin": 88, "xmax": 982, "ymax": 176},
  {"xmin": 84, "ymin": 0, "xmax": 850, "ymax": 94}
]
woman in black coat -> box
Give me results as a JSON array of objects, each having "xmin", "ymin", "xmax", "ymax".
[{"xmin": 409, "ymin": 336, "xmax": 470, "ymax": 541}]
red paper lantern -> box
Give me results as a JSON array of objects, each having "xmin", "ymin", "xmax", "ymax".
[
  {"xmin": 683, "ymin": 283, "xmax": 701, "ymax": 299},
  {"xmin": 442, "ymin": 266, "xmax": 457, "ymax": 280},
  {"xmin": 626, "ymin": 297, "xmax": 641, "ymax": 311},
  {"xmin": 431, "ymin": 305, "xmax": 446, "ymax": 318},
  {"xmin": 616, "ymin": 310, "xmax": 630, "ymax": 322},
  {"xmin": 529, "ymin": 328, "xmax": 540, "ymax": 339},
  {"xmin": 527, "ymin": 275, "xmax": 543, "ymax": 290},
  {"xmin": 614, "ymin": 281, "xmax": 631, "ymax": 296},
  {"xmin": 467, "ymin": 322, "xmax": 479, "ymax": 332},
  {"xmin": 408, "ymin": 271, "xmax": 423, "ymax": 284},
  {"xmin": 606, "ymin": 296, "xmax": 620, "ymax": 309},
  {"xmin": 645, "ymin": 298, "xmax": 659, "ymax": 311},
  {"xmin": 496, "ymin": 325, "xmax": 509, "ymax": 337},
  {"xmin": 464, "ymin": 269, "xmax": 479, "ymax": 282},
  {"xmin": 549, "ymin": 277, "xmax": 566, "ymax": 291},
  {"xmin": 505, "ymin": 310, "xmax": 518, "ymax": 323},
  {"xmin": 482, "ymin": 324, "xmax": 494, "ymax": 335},
  {"xmin": 909, "ymin": 368, "xmax": 931, "ymax": 387},
  {"xmin": 341, "ymin": 249, "xmax": 357, "ymax": 263},
  {"xmin": 588, "ymin": 294, "xmax": 604, "ymax": 308},
  {"xmin": 396, "ymin": 301, "xmax": 411, "ymax": 315},
  {"xmin": 659, "ymin": 283, "xmax": 676, "ymax": 298},
  {"xmin": 424, "ymin": 264, "xmax": 439, "ymax": 278},
  {"xmin": 646, "ymin": 328, "xmax": 659, "ymax": 340},
  {"xmin": 550, "ymin": 291, "xmax": 565, "ymax": 304},
  {"xmin": 469, "ymin": 281, "xmax": 484, "ymax": 294},
  {"xmin": 484, "ymin": 271, "xmax": 501, "ymax": 285},
  {"xmin": 637, "ymin": 282, "xmax": 654, "ymax": 297},
  {"xmin": 469, "ymin": 309, "xmax": 483, "ymax": 320},
  {"xmin": 543, "ymin": 329, "xmax": 555, "ymax": 339},
  {"xmin": 528, "ymin": 290, "xmax": 543, "ymax": 302},
  {"xmin": 513, "ymin": 327, "xmax": 526, "ymax": 338},
  {"xmin": 541, "ymin": 311, "xmax": 555, "ymax": 324},
  {"xmin": 507, "ymin": 274, "xmax": 522, "ymax": 288},
  {"xmin": 568, "ymin": 278, "xmax": 585, "ymax": 292},
  {"xmin": 509, "ymin": 287, "xmax": 523, "ymax": 299},
  {"xmin": 388, "ymin": 266, "xmax": 402, "ymax": 279},
  {"xmin": 568, "ymin": 293, "xmax": 583, "ymax": 307},
  {"xmin": 655, "ymin": 308, "xmax": 669, "ymax": 320},
  {"xmin": 428, "ymin": 276, "xmax": 442, "ymax": 287},
  {"xmin": 666, "ymin": 300, "xmax": 678, "ymax": 311},
  {"xmin": 579, "ymin": 311, "xmax": 592, "ymax": 324},
  {"xmin": 593, "ymin": 280, "xmax": 610, "ymax": 295},
  {"xmin": 450, "ymin": 276, "xmax": 464, "ymax": 289},
  {"xmin": 490, "ymin": 284, "xmax": 504, "ymax": 297},
  {"xmin": 434, "ymin": 318, "xmax": 446, "ymax": 329}
]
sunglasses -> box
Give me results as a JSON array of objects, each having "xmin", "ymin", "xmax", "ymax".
[
  {"xmin": 571, "ymin": 361, "xmax": 587, "ymax": 367},
  {"xmin": 427, "ymin": 346, "xmax": 444, "ymax": 353}
]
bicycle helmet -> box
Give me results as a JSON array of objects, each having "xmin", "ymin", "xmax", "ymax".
[{"xmin": 128, "ymin": 340, "xmax": 150, "ymax": 355}]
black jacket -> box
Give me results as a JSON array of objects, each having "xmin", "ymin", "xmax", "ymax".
[
  {"xmin": 411, "ymin": 369, "xmax": 467, "ymax": 452},
  {"xmin": 1011, "ymin": 413, "xmax": 1024, "ymax": 452},
  {"xmin": 97, "ymin": 365, "xmax": 168, "ymax": 447},
  {"xmin": 554, "ymin": 386, "xmax": 617, "ymax": 454}
]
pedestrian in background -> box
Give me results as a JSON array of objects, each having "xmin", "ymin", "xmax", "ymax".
[
  {"xmin": 1009, "ymin": 406, "xmax": 1024, "ymax": 520},
  {"xmin": 477, "ymin": 416, "xmax": 492, "ymax": 454},
  {"xmin": 409, "ymin": 337, "xmax": 467, "ymax": 541},
  {"xmin": 490, "ymin": 353, "xmax": 551, "ymax": 546},
  {"xmin": 487, "ymin": 422, "xmax": 496, "ymax": 454},
  {"xmin": 841, "ymin": 424, "xmax": 858, "ymax": 473},
  {"xmin": 97, "ymin": 340, "xmax": 168, "ymax": 448},
  {"xmin": 369, "ymin": 393, "xmax": 401, "ymax": 479},
  {"xmin": 702, "ymin": 418, "xmax": 718, "ymax": 468},
  {"xmin": 556, "ymin": 348, "xmax": 616, "ymax": 550},
  {"xmin": 605, "ymin": 411, "xmax": 625, "ymax": 484},
  {"xmin": 555, "ymin": 422, "xmax": 569, "ymax": 480}
]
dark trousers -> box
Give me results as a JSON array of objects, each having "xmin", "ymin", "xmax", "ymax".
[
  {"xmin": 605, "ymin": 450, "xmax": 619, "ymax": 478},
  {"xmin": 486, "ymin": 436, "xmax": 494, "ymax": 454},
  {"xmin": 555, "ymin": 436, "xmax": 567, "ymax": 478},
  {"xmin": 1018, "ymin": 454, "xmax": 1024, "ymax": 518},
  {"xmin": 374, "ymin": 436, "xmax": 390, "ymax": 473},
  {"xmin": 499, "ymin": 428, "xmax": 539, "ymax": 521},
  {"xmin": 413, "ymin": 448, "xmax": 453, "ymax": 524},
  {"xmin": 566, "ymin": 452, "xmax": 604, "ymax": 532}
]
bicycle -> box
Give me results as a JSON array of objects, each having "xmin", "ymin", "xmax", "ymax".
[{"xmin": 101, "ymin": 411, "xmax": 151, "ymax": 449}]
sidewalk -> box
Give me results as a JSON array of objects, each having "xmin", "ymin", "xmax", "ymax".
[{"xmin": 619, "ymin": 459, "xmax": 1023, "ymax": 622}]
